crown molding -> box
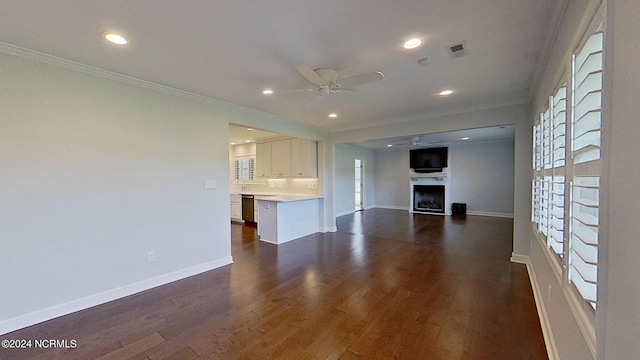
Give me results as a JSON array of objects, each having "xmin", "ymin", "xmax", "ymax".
[
  {"xmin": 528, "ymin": 0, "xmax": 569, "ymax": 101},
  {"xmin": 0, "ymin": 41, "xmax": 234, "ymax": 107}
]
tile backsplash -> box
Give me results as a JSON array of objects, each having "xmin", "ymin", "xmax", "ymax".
[{"xmin": 232, "ymin": 178, "xmax": 320, "ymax": 195}]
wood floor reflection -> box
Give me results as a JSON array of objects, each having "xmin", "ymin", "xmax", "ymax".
[{"xmin": 3, "ymin": 209, "xmax": 547, "ymax": 359}]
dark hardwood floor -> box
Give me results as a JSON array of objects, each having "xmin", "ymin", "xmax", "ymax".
[{"xmin": 2, "ymin": 209, "xmax": 547, "ymax": 359}]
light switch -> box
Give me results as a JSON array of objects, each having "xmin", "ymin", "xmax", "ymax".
[{"xmin": 204, "ymin": 180, "xmax": 216, "ymax": 189}]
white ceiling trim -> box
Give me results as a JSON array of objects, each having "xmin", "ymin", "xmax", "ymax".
[
  {"xmin": 528, "ymin": 0, "xmax": 570, "ymax": 101},
  {"xmin": 0, "ymin": 40, "xmax": 242, "ymax": 109}
]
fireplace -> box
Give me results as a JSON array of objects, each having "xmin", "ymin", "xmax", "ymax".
[{"xmin": 413, "ymin": 185, "xmax": 445, "ymax": 213}]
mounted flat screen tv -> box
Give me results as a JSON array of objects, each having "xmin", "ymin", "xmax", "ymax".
[{"xmin": 410, "ymin": 147, "xmax": 448, "ymax": 173}]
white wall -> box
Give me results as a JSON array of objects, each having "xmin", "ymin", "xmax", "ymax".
[
  {"xmin": 448, "ymin": 141, "xmax": 514, "ymax": 216},
  {"xmin": 373, "ymin": 150, "xmax": 410, "ymax": 209},
  {"xmin": 372, "ymin": 141, "xmax": 515, "ymax": 216},
  {"xmin": 601, "ymin": 0, "xmax": 640, "ymax": 358},
  {"xmin": 0, "ymin": 46, "xmax": 328, "ymax": 334},
  {"xmin": 335, "ymin": 144, "xmax": 375, "ymax": 216}
]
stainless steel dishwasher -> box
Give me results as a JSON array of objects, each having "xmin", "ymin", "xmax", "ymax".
[{"xmin": 241, "ymin": 194, "xmax": 255, "ymax": 223}]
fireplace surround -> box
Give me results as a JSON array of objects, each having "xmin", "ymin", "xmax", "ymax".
[
  {"xmin": 409, "ymin": 168, "xmax": 451, "ymax": 215},
  {"xmin": 413, "ymin": 185, "xmax": 445, "ymax": 213}
]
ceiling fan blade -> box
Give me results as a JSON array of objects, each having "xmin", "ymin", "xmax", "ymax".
[
  {"xmin": 295, "ymin": 65, "xmax": 324, "ymax": 85},
  {"xmin": 338, "ymin": 71, "xmax": 384, "ymax": 87},
  {"xmin": 338, "ymin": 87, "xmax": 365, "ymax": 96},
  {"xmin": 307, "ymin": 94, "xmax": 325, "ymax": 108},
  {"xmin": 278, "ymin": 88, "xmax": 316, "ymax": 94}
]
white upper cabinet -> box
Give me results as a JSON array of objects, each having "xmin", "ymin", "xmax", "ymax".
[
  {"xmin": 256, "ymin": 142, "xmax": 272, "ymax": 178},
  {"xmin": 291, "ymin": 138, "xmax": 317, "ymax": 178},
  {"xmin": 271, "ymin": 139, "xmax": 292, "ymax": 177},
  {"xmin": 256, "ymin": 137, "xmax": 317, "ymax": 178}
]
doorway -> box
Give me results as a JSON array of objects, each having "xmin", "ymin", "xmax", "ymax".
[{"xmin": 355, "ymin": 159, "xmax": 363, "ymax": 211}]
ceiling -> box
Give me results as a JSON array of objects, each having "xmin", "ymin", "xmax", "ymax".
[
  {"xmin": 229, "ymin": 123, "xmax": 515, "ymax": 150},
  {"xmin": 354, "ymin": 125, "xmax": 515, "ymax": 150},
  {"xmin": 1, "ymin": 1, "xmax": 556, "ymax": 144},
  {"xmin": 229, "ymin": 124, "xmax": 280, "ymax": 146}
]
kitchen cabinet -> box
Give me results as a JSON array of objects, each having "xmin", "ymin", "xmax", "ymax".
[
  {"xmin": 254, "ymin": 199, "xmax": 259, "ymax": 223},
  {"xmin": 291, "ymin": 138, "xmax": 317, "ymax": 177},
  {"xmin": 230, "ymin": 194, "xmax": 242, "ymax": 221},
  {"xmin": 256, "ymin": 142, "xmax": 272, "ymax": 177},
  {"xmin": 271, "ymin": 139, "xmax": 292, "ymax": 177},
  {"xmin": 257, "ymin": 196, "xmax": 320, "ymax": 244},
  {"xmin": 256, "ymin": 137, "xmax": 318, "ymax": 178}
]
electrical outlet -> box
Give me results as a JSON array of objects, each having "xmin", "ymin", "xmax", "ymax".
[
  {"xmin": 547, "ymin": 284, "xmax": 552, "ymax": 301},
  {"xmin": 147, "ymin": 251, "xmax": 156, "ymax": 263},
  {"xmin": 269, "ymin": 182, "xmax": 275, "ymax": 188}
]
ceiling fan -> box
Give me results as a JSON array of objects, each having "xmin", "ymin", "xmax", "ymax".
[
  {"xmin": 291, "ymin": 65, "xmax": 384, "ymax": 107},
  {"xmin": 389, "ymin": 136, "xmax": 435, "ymax": 148}
]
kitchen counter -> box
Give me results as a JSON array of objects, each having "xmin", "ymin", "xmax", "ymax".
[
  {"xmin": 232, "ymin": 192, "xmax": 323, "ymax": 203},
  {"xmin": 255, "ymin": 195, "xmax": 321, "ymax": 245}
]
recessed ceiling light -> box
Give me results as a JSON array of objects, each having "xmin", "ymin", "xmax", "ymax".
[
  {"xmin": 245, "ymin": 139, "xmax": 253, "ymax": 143},
  {"xmin": 403, "ymin": 38, "xmax": 422, "ymax": 49},
  {"xmin": 439, "ymin": 90, "xmax": 454, "ymax": 96},
  {"xmin": 230, "ymin": 142, "xmax": 236, "ymax": 145},
  {"xmin": 460, "ymin": 137, "xmax": 470, "ymax": 140},
  {"xmin": 387, "ymin": 144, "xmax": 393, "ymax": 147},
  {"xmin": 102, "ymin": 32, "xmax": 128, "ymax": 45},
  {"xmin": 262, "ymin": 89, "xmax": 274, "ymax": 95},
  {"xmin": 328, "ymin": 113, "xmax": 338, "ymax": 118},
  {"xmin": 246, "ymin": 128, "xmax": 254, "ymax": 131}
]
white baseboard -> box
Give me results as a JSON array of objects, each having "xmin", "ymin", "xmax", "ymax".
[
  {"xmin": 0, "ymin": 256, "xmax": 233, "ymax": 336},
  {"xmin": 259, "ymin": 238, "xmax": 277, "ymax": 244},
  {"xmin": 336, "ymin": 209, "xmax": 354, "ymax": 217},
  {"xmin": 468, "ymin": 211, "xmax": 514, "ymax": 218},
  {"xmin": 319, "ymin": 226, "xmax": 338, "ymax": 233},
  {"xmin": 373, "ymin": 205, "xmax": 410, "ymax": 211},
  {"xmin": 370, "ymin": 206, "xmax": 513, "ymax": 218},
  {"xmin": 510, "ymin": 253, "xmax": 530, "ymax": 264},
  {"xmin": 511, "ymin": 253, "xmax": 559, "ymax": 360}
]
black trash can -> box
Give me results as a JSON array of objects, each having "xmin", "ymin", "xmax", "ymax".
[{"xmin": 452, "ymin": 203, "xmax": 467, "ymax": 216}]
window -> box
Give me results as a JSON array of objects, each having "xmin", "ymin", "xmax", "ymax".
[
  {"xmin": 531, "ymin": 24, "xmax": 603, "ymax": 311},
  {"xmin": 532, "ymin": 85, "xmax": 567, "ymax": 260},
  {"xmin": 552, "ymin": 86, "xmax": 567, "ymax": 168},
  {"xmin": 568, "ymin": 28, "xmax": 603, "ymax": 310},
  {"xmin": 234, "ymin": 157, "xmax": 255, "ymax": 181},
  {"xmin": 569, "ymin": 176, "xmax": 599, "ymax": 309},
  {"xmin": 572, "ymin": 32, "xmax": 603, "ymax": 165}
]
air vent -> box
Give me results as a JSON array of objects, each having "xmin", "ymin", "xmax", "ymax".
[{"xmin": 447, "ymin": 41, "xmax": 468, "ymax": 59}]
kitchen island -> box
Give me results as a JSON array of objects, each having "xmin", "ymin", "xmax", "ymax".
[{"xmin": 254, "ymin": 194, "xmax": 323, "ymax": 245}]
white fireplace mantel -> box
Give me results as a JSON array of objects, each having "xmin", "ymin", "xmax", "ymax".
[{"xmin": 409, "ymin": 168, "xmax": 449, "ymax": 181}]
